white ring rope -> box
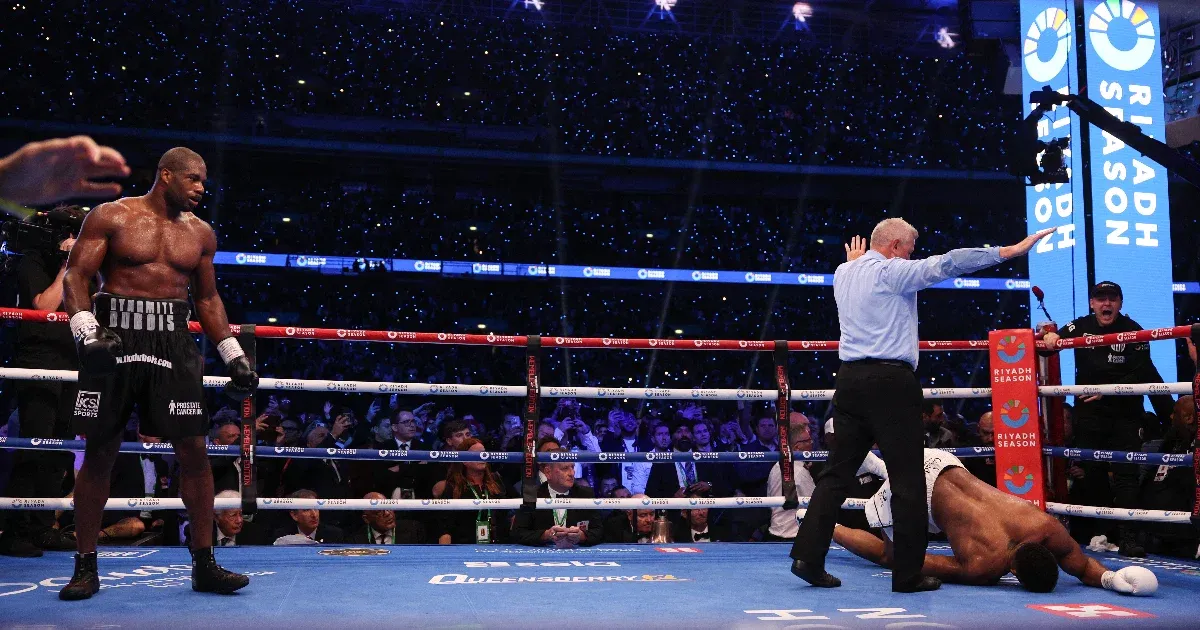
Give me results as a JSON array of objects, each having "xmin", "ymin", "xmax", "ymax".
[
  {"xmin": 2, "ymin": 496, "xmax": 1188, "ymax": 522},
  {"xmin": 0, "ymin": 368, "xmax": 1190, "ymax": 400}
]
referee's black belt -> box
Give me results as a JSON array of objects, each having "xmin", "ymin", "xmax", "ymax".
[{"xmin": 843, "ymin": 358, "xmax": 915, "ymax": 372}]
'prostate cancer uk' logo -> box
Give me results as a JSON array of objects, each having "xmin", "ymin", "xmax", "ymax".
[
  {"xmin": 1003, "ymin": 465, "xmax": 1035, "ymax": 495},
  {"xmin": 996, "ymin": 335, "xmax": 1026, "ymax": 364},
  {"xmin": 1000, "ymin": 399, "xmax": 1031, "ymax": 429}
]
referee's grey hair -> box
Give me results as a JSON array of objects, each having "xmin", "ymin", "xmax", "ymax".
[{"xmin": 870, "ymin": 218, "xmax": 919, "ymax": 249}]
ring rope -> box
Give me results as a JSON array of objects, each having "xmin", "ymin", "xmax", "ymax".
[
  {"xmin": 14, "ymin": 307, "xmax": 1189, "ymax": 352},
  {"xmin": 2, "ymin": 437, "xmax": 1191, "ymax": 467},
  {"xmin": 1, "ymin": 496, "xmax": 1188, "ymax": 523},
  {"xmin": 0, "ymin": 367, "xmax": 1191, "ymax": 400}
]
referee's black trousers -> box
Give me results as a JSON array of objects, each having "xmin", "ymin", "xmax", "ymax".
[{"xmin": 790, "ymin": 361, "xmax": 927, "ymax": 587}]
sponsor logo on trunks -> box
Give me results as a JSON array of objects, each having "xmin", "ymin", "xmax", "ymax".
[
  {"xmin": 168, "ymin": 400, "xmax": 204, "ymax": 417},
  {"xmin": 107, "ymin": 298, "xmax": 179, "ymax": 332},
  {"xmin": 115, "ymin": 353, "xmax": 174, "ymax": 369},
  {"xmin": 74, "ymin": 391, "xmax": 101, "ymax": 419},
  {"xmin": 326, "ymin": 382, "xmax": 358, "ymax": 392},
  {"xmin": 429, "ymin": 573, "xmax": 687, "ymax": 585},
  {"xmin": 737, "ymin": 451, "xmax": 767, "ymax": 460}
]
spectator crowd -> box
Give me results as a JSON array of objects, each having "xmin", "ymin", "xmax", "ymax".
[{"xmin": 3, "ymin": 2, "xmax": 1014, "ymax": 171}]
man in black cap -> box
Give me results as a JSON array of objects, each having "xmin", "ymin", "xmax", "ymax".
[{"xmin": 1042, "ymin": 281, "xmax": 1175, "ymax": 557}]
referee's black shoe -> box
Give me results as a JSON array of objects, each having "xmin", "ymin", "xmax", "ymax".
[
  {"xmin": 893, "ymin": 576, "xmax": 941, "ymax": 593},
  {"xmin": 790, "ymin": 559, "xmax": 841, "ymax": 587},
  {"xmin": 191, "ymin": 546, "xmax": 250, "ymax": 594}
]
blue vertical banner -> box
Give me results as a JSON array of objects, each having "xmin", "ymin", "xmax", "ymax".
[
  {"xmin": 1083, "ymin": 0, "xmax": 1177, "ymax": 386},
  {"xmin": 1020, "ymin": 0, "xmax": 1090, "ymax": 384}
]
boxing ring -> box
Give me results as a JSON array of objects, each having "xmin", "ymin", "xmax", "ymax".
[{"xmin": 1, "ymin": 307, "xmax": 1199, "ymax": 627}]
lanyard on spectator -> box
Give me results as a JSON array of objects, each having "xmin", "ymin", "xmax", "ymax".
[{"xmin": 469, "ymin": 484, "xmax": 489, "ymax": 521}]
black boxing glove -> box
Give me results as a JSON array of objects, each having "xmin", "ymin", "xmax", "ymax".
[
  {"xmin": 217, "ymin": 337, "xmax": 259, "ymax": 400},
  {"xmin": 70, "ymin": 311, "xmax": 122, "ymax": 374}
]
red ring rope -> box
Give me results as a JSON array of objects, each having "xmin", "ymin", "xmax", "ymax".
[{"xmin": 1, "ymin": 307, "xmax": 1190, "ymax": 352}]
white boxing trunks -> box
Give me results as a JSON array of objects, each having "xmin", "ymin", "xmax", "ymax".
[{"xmin": 863, "ymin": 449, "xmax": 964, "ymax": 539}]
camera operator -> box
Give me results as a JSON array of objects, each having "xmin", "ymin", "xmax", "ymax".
[
  {"xmin": 0, "ymin": 205, "xmax": 87, "ymax": 557},
  {"xmin": 1042, "ymin": 281, "xmax": 1176, "ymax": 558}
]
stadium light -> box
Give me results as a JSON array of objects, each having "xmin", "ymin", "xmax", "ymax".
[
  {"xmin": 523, "ymin": 0, "xmax": 544, "ymax": 10},
  {"xmin": 655, "ymin": 0, "xmax": 677, "ymax": 12},
  {"xmin": 793, "ymin": 2, "xmax": 812, "ymax": 23},
  {"xmin": 936, "ymin": 26, "xmax": 957, "ymax": 49}
]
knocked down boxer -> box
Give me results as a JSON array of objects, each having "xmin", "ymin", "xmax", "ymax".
[{"xmin": 826, "ymin": 449, "xmax": 1157, "ymax": 595}]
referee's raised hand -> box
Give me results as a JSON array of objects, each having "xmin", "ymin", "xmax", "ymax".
[
  {"xmin": 999, "ymin": 227, "xmax": 1057, "ymax": 259},
  {"xmin": 844, "ymin": 235, "xmax": 867, "ymax": 262}
]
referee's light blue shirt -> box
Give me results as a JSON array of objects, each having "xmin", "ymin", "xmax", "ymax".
[{"xmin": 834, "ymin": 247, "xmax": 1003, "ymax": 369}]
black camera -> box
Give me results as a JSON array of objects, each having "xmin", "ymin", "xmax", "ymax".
[{"xmin": 0, "ymin": 205, "xmax": 88, "ymax": 271}]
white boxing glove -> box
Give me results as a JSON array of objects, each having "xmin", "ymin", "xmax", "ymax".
[{"xmin": 1101, "ymin": 566, "xmax": 1158, "ymax": 596}]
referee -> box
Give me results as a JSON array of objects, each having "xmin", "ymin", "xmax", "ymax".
[{"xmin": 789, "ymin": 218, "xmax": 1052, "ymax": 593}]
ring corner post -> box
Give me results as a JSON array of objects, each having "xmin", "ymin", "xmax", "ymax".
[
  {"xmin": 521, "ymin": 335, "xmax": 542, "ymax": 511},
  {"xmin": 773, "ymin": 341, "xmax": 798, "ymax": 510},
  {"xmin": 989, "ymin": 329, "xmax": 1046, "ymax": 509},
  {"xmin": 238, "ymin": 324, "xmax": 258, "ymax": 516}
]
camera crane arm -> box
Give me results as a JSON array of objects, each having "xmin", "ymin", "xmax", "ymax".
[{"xmin": 1030, "ymin": 86, "xmax": 1200, "ymax": 190}]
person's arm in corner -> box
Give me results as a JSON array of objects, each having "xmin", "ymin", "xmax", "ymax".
[
  {"xmin": 26, "ymin": 255, "xmax": 68, "ymax": 311},
  {"xmin": 881, "ymin": 228, "xmax": 1055, "ymax": 295}
]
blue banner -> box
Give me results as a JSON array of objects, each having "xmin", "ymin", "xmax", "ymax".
[
  {"xmin": 1083, "ymin": 0, "xmax": 1176, "ymax": 387},
  {"xmin": 216, "ymin": 250, "xmax": 1200, "ymax": 293},
  {"xmin": 1020, "ymin": 0, "xmax": 1090, "ymax": 385}
]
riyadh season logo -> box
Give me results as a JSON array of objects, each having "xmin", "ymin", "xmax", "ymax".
[
  {"xmin": 1088, "ymin": 0, "xmax": 1157, "ymax": 72},
  {"xmin": 1024, "ymin": 7, "xmax": 1072, "ymax": 83}
]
